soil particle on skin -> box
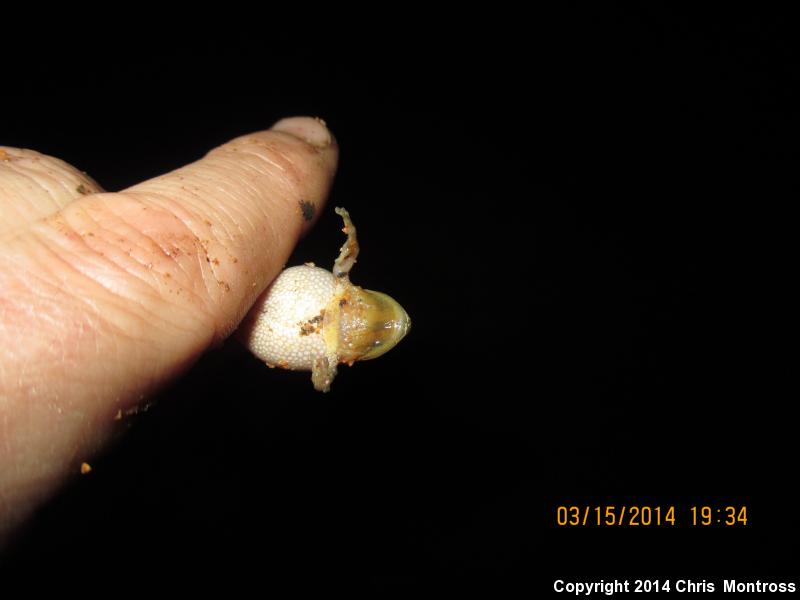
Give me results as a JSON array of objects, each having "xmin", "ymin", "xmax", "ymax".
[
  {"xmin": 299, "ymin": 200, "xmax": 315, "ymax": 221},
  {"xmin": 299, "ymin": 312, "xmax": 324, "ymax": 336},
  {"xmin": 76, "ymin": 184, "xmax": 90, "ymax": 195}
]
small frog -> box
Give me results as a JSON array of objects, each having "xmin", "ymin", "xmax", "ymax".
[{"xmin": 238, "ymin": 208, "xmax": 410, "ymax": 392}]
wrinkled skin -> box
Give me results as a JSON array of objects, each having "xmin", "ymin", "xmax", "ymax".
[{"xmin": 0, "ymin": 117, "xmax": 338, "ymax": 545}]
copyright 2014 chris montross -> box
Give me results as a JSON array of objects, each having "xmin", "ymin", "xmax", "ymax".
[{"xmin": 553, "ymin": 579, "xmax": 797, "ymax": 594}]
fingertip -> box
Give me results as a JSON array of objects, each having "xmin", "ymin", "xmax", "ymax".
[
  {"xmin": 270, "ymin": 116, "xmax": 336, "ymax": 150},
  {"xmin": 269, "ymin": 116, "xmax": 338, "ymax": 236}
]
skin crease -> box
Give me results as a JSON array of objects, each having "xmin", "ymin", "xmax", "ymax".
[{"xmin": 0, "ymin": 117, "xmax": 338, "ymax": 546}]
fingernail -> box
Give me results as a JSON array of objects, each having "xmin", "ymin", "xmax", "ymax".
[{"xmin": 271, "ymin": 116, "xmax": 333, "ymax": 149}]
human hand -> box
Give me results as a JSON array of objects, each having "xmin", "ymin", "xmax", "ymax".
[{"xmin": 0, "ymin": 117, "xmax": 338, "ymax": 543}]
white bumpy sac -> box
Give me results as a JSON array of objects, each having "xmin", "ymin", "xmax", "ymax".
[{"xmin": 244, "ymin": 265, "xmax": 335, "ymax": 370}]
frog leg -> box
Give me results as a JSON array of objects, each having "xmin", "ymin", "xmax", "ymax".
[
  {"xmin": 332, "ymin": 207, "xmax": 360, "ymax": 279},
  {"xmin": 311, "ymin": 355, "xmax": 338, "ymax": 393}
]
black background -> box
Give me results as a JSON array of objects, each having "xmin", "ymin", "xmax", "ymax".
[{"xmin": 1, "ymin": 5, "xmax": 795, "ymax": 593}]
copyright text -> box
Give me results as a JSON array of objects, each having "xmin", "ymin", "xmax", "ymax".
[{"xmin": 553, "ymin": 579, "xmax": 796, "ymax": 594}]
